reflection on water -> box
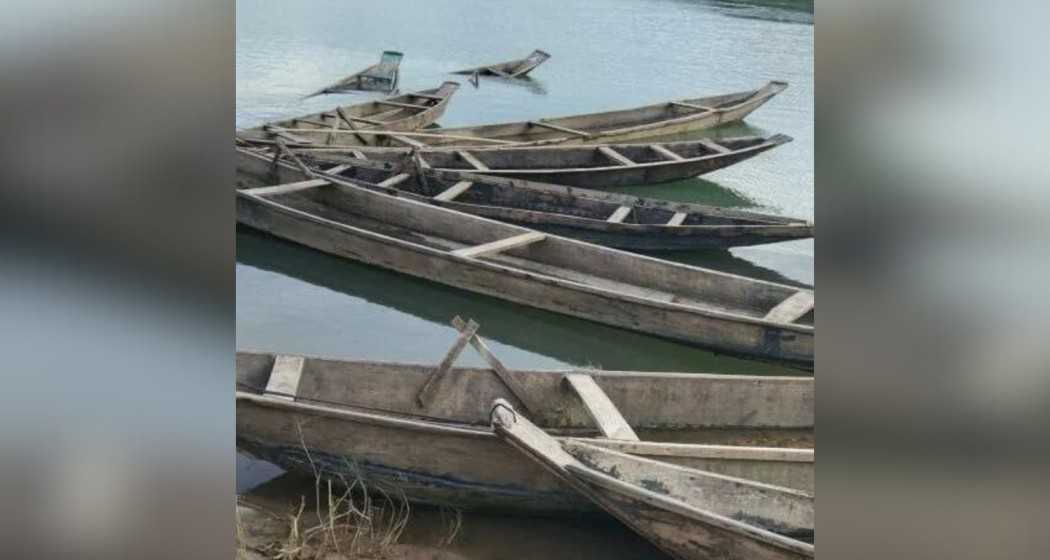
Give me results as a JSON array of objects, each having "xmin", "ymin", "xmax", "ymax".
[
  {"xmin": 462, "ymin": 75, "xmax": 549, "ymax": 96},
  {"xmin": 692, "ymin": 0, "xmax": 815, "ymax": 24}
]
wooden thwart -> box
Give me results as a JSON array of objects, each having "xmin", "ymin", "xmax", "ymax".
[
  {"xmin": 265, "ymin": 355, "xmax": 304, "ymax": 401},
  {"xmin": 667, "ymin": 212, "xmax": 688, "ymax": 226},
  {"xmin": 434, "ymin": 181, "xmax": 474, "ymax": 202},
  {"xmin": 377, "ymin": 173, "xmax": 411, "ymax": 188},
  {"xmin": 699, "ymin": 138, "xmax": 731, "ymax": 154},
  {"xmin": 607, "ymin": 205, "xmax": 632, "ymax": 224},
  {"xmin": 528, "ymin": 120, "xmax": 592, "ymax": 138},
  {"xmin": 245, "ymin": 178, "xmax": 329, "ymax": 196},
  {"xmin": 764, "ymin": 290, "xmax": 814, "ymax": 324},
  {"xmin": 391, "ymin": 134, "xmax": 427, "ymax": 148},
  {"xmin": 670, "ymin": 101, "xmax": 719, "ymax": 113},
  {"xmin": 375, "ymin": 100, "xmax": 430, "ymax": 111},
  {"xmin": 350, "ymin": 150, "xmax": 368, "ymax": 160},
  {"xmin": 598, "ymin": 146, "xmax": 635, "ymax": 166},
  {"xmin": 650, "ymin": 144, "xmax": 685, "ymax": 161},
  {"xmin": 452, "ymin": 231, "xmax": 546, "ymax": 259},
  {"xmin": 563, "ymin": 373, "xmax": 639, "ymax": 440},
  {"xmin": 456, "ymin": 150, "xmax": 490, "ymax": 171}
]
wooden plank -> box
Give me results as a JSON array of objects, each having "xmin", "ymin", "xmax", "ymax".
[
  {"xmin": 670, "ymin": 101, "xmax": 718, "ymax": 112},
  {"xmin": 451, "ymin": 231, "xmax": 547, "ymax": 259},
  {"xmin": 667, "ymin": 212, "xmax": 688, "ymax": 226},
  {"xmin": 606, "ymin": 205, "xmax": 632, "ymax": 224},
  {"xmin": 490, "ymin": 399, "xmax": 577, "ymax": 470},
  {"xmin": 336, "ymin": 107, "xmax": 370, "ymax": 145},
  {"xmin": 262, "ymin": 126, "xmax": 313, "ymax": 145},
  {"xmin": 322, "ymin": 164, "xmax": 351, "ymax": 175},
  {"xmin": 451, "ymin": 317, "xmax": 540, "ymax": 415},
  {"xmin": 244, "ymin": 178, "xmax": 329, "ymax": 197},
  {"xmin": 390, "ymin": 134, "xmax": 427, "ymax": 148},
  {"xmin": 291, "ymin": 117, "xmax": 330, "ymax": 128},
  {"xmin": 409, "ymin": 92, "xmax": 443, "ymax": 101},
  {"xmin": 349, "ymin": 115, "xmax": 384, "ymax": 126},
  {"xmin": 764, "ymin": 291, "xmax": 814, "ymax": 324},
  {"xmin": 528, "ymin": 120, "xmax": 592, "ymax": 138},
  {"xmin": 433, "ymin": 180, "xmax": 473, "ymax": 202},
  {"xmin": 598, "ymin": 146, "xmax": 635, "ymax": 166},
  {"xmin": 377, "ymin": 173, "xmax": 411, "ymax": 188},
  {"xmin": 564, "ymin": 373, "xmax": 639, "ymax": 440},
  {"xmin": 350, "ymin": 150, "xmax": 368, "ymax": 160},
  {"xmin": 456, "ymin": 150, "xmax": 490, "ymax": 171},
  {"xmin": 265, "ymin": 355, "xmax": 304, "ymax": 400},
  {"xmin": 415, "ymin": 319, "xmax": 480, "ymax": 407},
  {"xmin": 698, "ymin": 138, "xmax": 731, "ymax": 154},
  {"xmin": 650, "ymin": 144, "xmax": 685, "ymax": 161},
  {"xmin": 375, "ymin": 99, "xmax": 430, "ymax": 111}
]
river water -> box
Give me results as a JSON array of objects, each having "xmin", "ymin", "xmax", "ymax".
[{"xmin": 237, "ymin": 0, "xmax": 812, "ymax": 556}]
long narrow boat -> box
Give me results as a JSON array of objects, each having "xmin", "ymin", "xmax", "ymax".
[
  {"xmin": 240, "ymin": 82, "xmax": 460, "ymax": 146},
  {"xmin": 452, "ymin": 49, "xmax": 551, "ymax": 78},
  {"xmin": 296, "ymin": 134, "xmax": 792, "ymax": 188},
  {"xmin": 236, "ymin": 349, "xmax": 814, "ymax": 513},
  {"xmin": 254, "ymin": 149, "xmax": 813, "ymax": 251},
  {"xmin": 236, "ymin": 149, "xmax": 815, "ymax": 366},
  {"xmin": 304, "ymin": 50, "xmax": 403, "ymax": 97},
  {"xmin": 493, "ymin": 401, "xmax": 814, "ymax": 559},
  {"xmin": 253, "ymin": 81, "xmax": 788, "ymax": 148}
]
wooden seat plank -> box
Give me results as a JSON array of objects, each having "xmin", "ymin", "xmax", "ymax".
[
  {"xmin": 764, "ymin": 290, "xmax": 814, "ymax": 324},
  {"xmin": 433, "ymin": 181, "xmax": 474, "ymax": 202},
  {"xmin": 598, "ymin": 146, "xmax": 635, "ymax": 166},
  {"xmin": 528, "ymin": 120, "xmax": 592, "ymax": 138},
  {"xmin": 244, "ymin": 178, "xmax": 329, "ymax": 196},
  {"xmin": 606, "ymin": 205, "xmax": 632, "ymax": 224},
  {"xmin": 350, "ymin": 150, "xmax": 368, "ymax": 160},
  {"xmin": 456, "ymin": 150, "xmax": 490, "ymax": 171},
  {"xmin": 452, "ymin": 231, "xmax": 546, "ymax": 259},
  {"xmin": 266, "ymin": 355, "xmax": 304, "ymax": 401},
  {"xmin": 377, "ymin": 173, "xmax": 411, "ymax": 188},
  {"xmin": 698, "ymin": 138, "xmax": 732, "ymax": 154},
  {"xmin": 650, "ymin": 144, "xmax": 685, "ymax": 161},
  {"xmin": 667, "ymin": 212, "xmax": 688, "ymax": 226},
  {"xmin": 563, "ymin": 373, "xmax": 639, "ymax": 441},
  {"xmin": 375, "ymin": 100, "xmax": 431, "ymax": 111}
]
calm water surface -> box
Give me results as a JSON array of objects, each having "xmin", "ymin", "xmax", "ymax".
[{"xmin": 237, "ymin": 0, "xmax": 812, "ymax": 556}]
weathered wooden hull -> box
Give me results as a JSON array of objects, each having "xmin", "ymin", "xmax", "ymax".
[
  {"xmin": 236, "ymin": 394, "xmax": 812, "ymax": 513},
  {"xmin": 452, "ymin": 49, "xmax": 551, "ymax": 78},
  {"xmin": 236, "ymin": 194, "xmax": 813, "ymax": 366}
]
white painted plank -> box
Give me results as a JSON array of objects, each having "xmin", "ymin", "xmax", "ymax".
[
  {"xmin": 606, "ymin": 205, "xmax": 632, "ymax": 223},
  {"xmin": 667, "ymin": 212, "xmax": 688, "ymax": 226},
  {"xmin": 452, "ymin": 231, "xmax": 547, "ymax": 259},
  {"xmin": 377, "ymin": 173, "xmax": 411, "ymax": 188},
  {"xmin": 764, "ymin": 291, "xmax": 814, "ymax": 324},
  {"xmin": 564, "ymin": 373, "xmax": 639, "ymax": 441},
  {"xmin": 434, "ymin": 181, "xmax": 474, "ymax": 202},
  {"xmin": 266, "ymin": 355, "xmax": 304, "ymax": 400}
]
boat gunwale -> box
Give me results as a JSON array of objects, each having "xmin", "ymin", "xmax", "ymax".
[{"xmin": 236, "ymin": 184, "xmax": 814, "ymax": 333}]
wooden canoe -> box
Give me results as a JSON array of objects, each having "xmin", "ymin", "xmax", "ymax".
[
  {"xmin": 259, "ymin": 149, "xmax": 814, "ymax": 251},
  {"xmin": 239, "ymin": 82, "xmax": 460, "ymax": 146},
  {"xmin": 235, "ymin": 149, "xmax": 815, "ymax": 366},
  {"xmin": 235, "ymin": 348, "xmax": 814, "ymax": 513},
  {"xmin": 492, "ymin": 401, "xmax": 814, "ymax": 559},
  {"xmin": 304, "ymin": 50, "xmax": 403, "ymax": 97},
  {"xmin": 296, "ymin": 134, "xmax": 792, "ymax": 188},
  {"xmin": 452, "ymin": 49, "xmax": 551, "ymax": 78},
  {"xmin": 254, "ymin": 81, "xmax": 788, "ymax": 148}
]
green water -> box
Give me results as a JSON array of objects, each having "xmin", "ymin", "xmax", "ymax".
[{"xmin": 237, "ymin": 0, "xmax": 812, "ymax": 555}]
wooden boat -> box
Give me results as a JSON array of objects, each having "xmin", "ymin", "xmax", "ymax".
[
  {"xmin": 296, "ymin": 134, "xmax": 792, "ymax": 188},
  {"xmin": 263, "ymin": 150, "xmax": 814, "ymax": 251},
  {"xmin": 452, "ymin": 49, "xmax": 551, "ymax": 78},
  {"xmin": 236, "ymin": 148, "xmax": 815, "ymax": 366},
  {"xmin": 304, "ymin": 50, "xmax": 403, "ymax": 97},
  {"xmin": 235, "ymin": 343, "xmax": 814, "ymax": 513},
  {"xmin": 493, "ymin": 400, "xmax": 814, "ymax": 559},
  {"xmin": 255, "ymin": 81, "xmax": 789, "ymax": 148},
  {"xmin": 240, "ymin": 82, "xmax": 460, "ymax": 146}
]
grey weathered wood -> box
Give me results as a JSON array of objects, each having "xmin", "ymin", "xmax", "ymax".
[
  {"xmin": 392, "ymin": 134, "xmax": 427, "ymax": 148},
  {"xmin": 667, "ymin": 212, "xmax": 688, "ymax": 226},
  {"xmin": 349, "ymin": 115, "xmax": 383, "ymax": 126},
  {"xmin": 415, "ymin": 319, "xmax": 480, "ymax": 407},
  {"xmin": 263, "ymin": 126, "xmax": 313, "ymax": 145},
  {"xmin": 265, "ymin": 355, "xmax": 304, "ymax": 400},
  {"xmin": 699, "ymin": 138, "xmax": 732, "ymax": 154},
  {"xmin": 671, "ymin": 101, "xmax": 718, "ymax": 112},
  {"xmin": 322, "ymin": 164, "xmax": 351, "ymax": 175},
  {"xmin": 764, "ymin": 291, "xmax": 814, "ymax": 324},
  {"xmin": 451, "ymin": 231, "xmax": 546, "ymax": 259},
  {"xmin": 350, "ymin": 150, "xmax": 368, "ymax": 160},
  {"xmin": 650, "ymin": 143, "xmax": 685, "ymax": 161},
  {"xmin": 563, "ymin": 373, "xmax": 639, "ymax": 440},
  {"xmin": 456, "ymin": 150, "xmax": 490, "ymax": 171},
  {"xmin": 491, "ymin": 398, "xmax": 577, "ymax": 469},
  {"xmin": 451, "ymin": 317, "xmax": 540, "ymax": 414},
  {"xmin": 606, "ymin": 205, "xmax": 632, "ymax": 223},
  {"xmin": 433, "ymin": 180, "xmax": 474, "ymax": 202},
  {"xmin": 528, "ymin": 120, "xmax": 592, "ymax": 138},
  {"xmin": 375, "ymin": 99, "xmax": 431, "ymax": 111},
  {"xmin": 244, "ymin": 178, "xmax": 329, "ymax": 196},
  {"xmin": 377, "ymin": 173, "xmax": 410, "ymax": 188},
  {"xmin": 597, "ymin": 146, "xmax": 635, "ymax": 166},
  {"xmin": 274, "ymin": 139, "xmax": 313, "ymax": 176}
]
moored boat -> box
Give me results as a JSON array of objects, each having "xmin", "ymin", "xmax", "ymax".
[
  {"xmin": 235, "ymin": 148, "xmax": 815, "ymax": 366},
  {"xmin": 493, "ymin": 400, "xmax": 814, "ymax": 559},
  {"xmin": 304, "ymin": 50, "xmax": 403, "ymax": 96},
  {"xmin": 252, "ymin": 148, "xmax": 814, "ymax": 251},
  {"xmin": 240, "ymin": 82, "xmax": 460, "ymax": 146},
  {"xmin": 452, "ymin": 49, "xmax": 551, "ymax": 78},
  {"xmin": 235, "ymin": 344, "xmax": 814, "ymax": 513}
]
